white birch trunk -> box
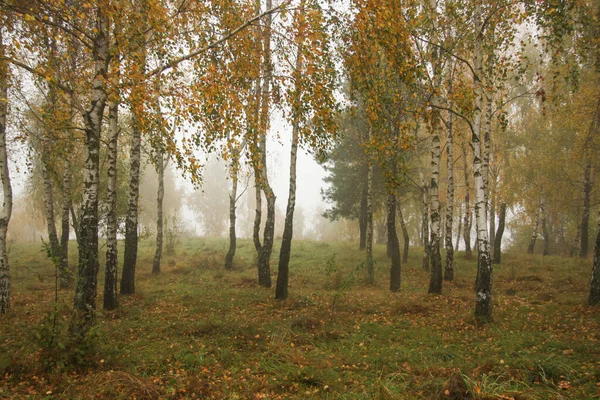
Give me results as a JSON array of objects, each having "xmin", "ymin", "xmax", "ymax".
[
  {"xmin": 72, "ymin": 5, "xmax": 109, "ymax": 336},
  {"xmin": 473, "ymin": 3, "xmax": 493, "ymax": 322},
  {"xmin": 0, "ymin": 27, "xmax": 13, "ymax": 314}
]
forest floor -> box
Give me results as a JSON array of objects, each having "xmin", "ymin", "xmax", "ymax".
[{"xmin": 1, "ymin": 237, "xmax": 599, "ymax": 399}]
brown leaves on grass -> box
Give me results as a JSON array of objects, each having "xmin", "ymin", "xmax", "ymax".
[{"xmin": 85, "ymin": 371, "xmax": 160, "ymax": 399}]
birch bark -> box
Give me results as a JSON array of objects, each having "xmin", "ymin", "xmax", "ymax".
[
  {"xmin": 473, "ymin": 4, "xmax": 493, "ymax": 322},
  {"xmin": 0, "ymin": 27, "xmax": 13, "ymax": 314},
  {"xmin": 72, "ymin": 4, "xmax": 109, "ymax": 336}
]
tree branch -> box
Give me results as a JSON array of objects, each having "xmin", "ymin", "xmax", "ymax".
[{"xmin": 147, "ymin": 2, "xmax": 289, "ymax": 77}]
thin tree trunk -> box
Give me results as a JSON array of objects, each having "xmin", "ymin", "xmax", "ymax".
[
  {"xmin": 580, "ymin": 161, "xmax": 592, "ymax": 257},
  {"xmin": 444, "ymin": 87, "xmax": 455, "ymax": 281},
  {"xmin": 570, "ymin": 213, "xmax": 581, "ymax": 257},
  {"xmin": 41, "ymin": 155, "xmax": 65, "ymax": 286},
  {"xmin": 359, "ymin": 175, "xmax": 368, "ymax": 250},
  {"xmin": 253, "ymin": 176, "xmax": 262, "ymax": 259},
  {"xmin": 152, "ymin": 152, "xmax": 165, "ymax": 274},
  {"xmin": 71, "ymin": 5, "xmax": 109, "ymax": 337},
  {"xmin": 527, "ymin": 206, "xmax": 540, "ymax": 254},
  {"xmin": 461, "ymin": 143, "xmax": 472, "ymax": 258},
  {"xmin": 398, "ymin": 205, "xmax": 409, "ymax": 263},
  {"xmin": 60, "ymin": 159, "xmax": 72, "ymax": 287},
  {"xmin": 70, "ymin": 206, "xmax": 80, "ymax": 247},
  {"xmin": 388, "ymin": 194, "xmax": 401, "ymax": 292},
  {"xmin": 225, "ymin": 149, "xmax": 239, "ymax": 270},
  {"xmin": 489, "ymin": 188, "xmax": 496, "ymax": 259},
  {"xmin": 473, "ymin": 4, "xmax": 493, "ymax": 323},
  {"xmin": 589, "ymin": 211, "xmax": 600, "ymax": 306},
  {"xmin": 365, "ymin": 154, "xmax": 374, "ymax": 284},
  {"xmin": 541, "ymin": 198, "xmax": 549, "ymax": 256},
  {"xmin": 428, "ymin": 120, "xmax": 443, "ymax": 294},
  {"xmin": 493, "ymin": 203, "xmax": 506, "ymax": 264},
  {"xmin": 456, "ymin": 202, "xmax": 462, "ymax": 251},
  {"xmin": 0, "ymin": 28, "xmax": 13, "ymax": 314}
]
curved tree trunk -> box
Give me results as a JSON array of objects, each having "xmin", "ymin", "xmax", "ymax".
[
  {"xmin": 275, "ymin": 113, "xmax": 299, "ymax": 301},
  {"xmin": 71, "ymin": 5, "xmax": 109, "ymax": 338},
  {"xmin": 255, "ymin": 0, "xmax": 275, "ymax": 288},
  {"xmin": 493, "ymin": 203, "xmax": 506, "ymax": 264},
  {"xmin": 0, "ymin": 30, "xmax": 14, "ymax": 314},
  {"xmin": 398, "ymin": 205, "xmax": 409, "ymax": 263},
  {"xmin": 275, "ymin": 20, "xmax": 304, "ymax": 300},
  {"xmin": 388, "ymin": 194, "xmax": 401, "ymax": 292}
]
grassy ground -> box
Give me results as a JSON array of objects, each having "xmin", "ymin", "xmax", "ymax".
[{"xmin": 1, "ymin": 237, "xmax": 599, "ymax": 399}]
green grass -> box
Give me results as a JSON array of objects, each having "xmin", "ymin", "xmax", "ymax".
[{"xmin": 1, "ymin": 238, "xmax": 599, "ymax": 399}]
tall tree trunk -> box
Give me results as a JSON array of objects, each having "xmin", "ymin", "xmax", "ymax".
[
  {"xmin": 493, "ymin": 203, "xmax": 506, "ymax": 264},
  {"xmin": 103, "ymin": 38, "xmax": 120, "ymax": 310},
  {"xmin": 580, "ymin": 161, "xmax": 592, "ymax": 257},
  {"xmin": 104, "ymin": 87, "xmax": 119, "ymax": 310},
  {"xmin": 121, "ymin": 17, "xmax": 146, "ymax": 294},
  {"xmin": 461, "ymin": 143, "xmax": 472, "ymax": 258},
  {"xmin": 388, "ymin": 194, "xmax": 401, "ymax": 292},
  {"xmin": 41, "ymin": 154, "xmax": 66, "ymax": 286},
  {"xmin": 152, "ymin": 153, "xmax": 165, "ymax": 274},
  {"xmin": 255, "ymin": 0, "xmax": 275, "ymax": 288},
  {"xmin": 444, "ymin": 94, "xmax": 455, "ymax": 282},
  {"xmin": 0, "ymin": 28, "xmax": 13, "ymax": 314},
  {"xmin": 359, "ymin": 175, "xmax": 368, "ymax": 250},
  {"xmin": 71, "ymin": 5, "xmax": 109, "ymax": 337},
  {"xmin": 60, "ymin": 159, "xmax": 72, "ymax": 287},
  {"xmin": 589, "ymin": 211, "xmax": 600, "ymax": 306},
  {"xmin": 527, "ymin": 206, "xmax": 540, "ymax": 254},
  {"xmin": 365, "ymin": 156, "xmax": 374, "ymax": 284},
  {"xmin": 398, "ymin": 205, "xmax": 409, "ymax": 263},
  {"xmin": 428, "ymin": 121, "xmax": 443, "ymax": 294},
  {"xmin": 541, "ymin": 198, "xmax": 549, "ymax": 256},
  {"xmin": 473, "ymin": 5, "xmax": 493, "ymax": 323},
  {"xmin": 275, "ymin": 19, "xmax": 304, "ymax": 300}
]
